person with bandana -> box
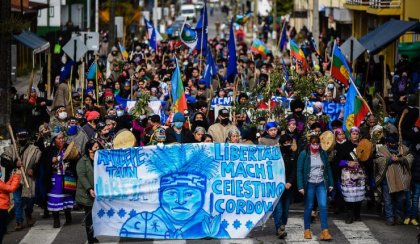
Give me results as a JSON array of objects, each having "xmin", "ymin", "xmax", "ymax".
[
  {"xmin": 374, "ymin": 133, "xmax": 414, "ymax": 225},
  {"xmin": 66, "ymin": 117, "xmax": 89, "ymax": 156},
  {"xmin": 82, "ymin": 111, "xmax": 101, "ymax": 140},
  {"xmin": 259, "ymin": 122, "xmax": 280, "ymax": 146},
  {"xmin": 95, "ymin": 121, "xmax": 114, "ymax": 149},
  {"xmin": 0, "ymin": 129, "xmax": 41, "ymax": 230},
  {"xmin": 297, "ymin": 135, "xmax": 334, "ymax": 241},
  {"xmin": 165, "ymin": 112, "xmax": 194, "ymax": 144},
  {"xmin": 333, "ymin": 127, "xmax": 366, "ymax": 224},
  {"xmin": 208, "ymin": 108, "xmax": 238, "ymax": 143},
  {"xmin": 287, "ymin": 98, "xmax": 307, "ymax": 136},
  {"xmin": 273, "ymin": 134, "xmax": 297, "ymax": 239}
]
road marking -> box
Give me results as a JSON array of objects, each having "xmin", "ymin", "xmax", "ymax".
[
  {"xmin": 284, "ymin": 217, "xmax": 320, "ymax": 243},
  {"xmin": 19, "ymin": 221, "xmax": 62, "ymax": 244},
  {"xmin": 333, "ymin": 219, "xmax": 380, "ymax": 244}
]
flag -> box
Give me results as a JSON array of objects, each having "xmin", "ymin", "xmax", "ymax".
[
  {"xmin": 279, "ymin": 22, "xmax": 287, "ymax": 51},
  {"xmin": 171, "ymin": 59, "xmax": 188, "ymax": 114},
  {"xmin": 144, "ymin": 18, "xmax": 162, "ymax": 51},
  {"xmin": 235, "ymin": 13, "xmax": 251, "ymax": 25},
  {"xmin": 203, "ymin": 50, "xmax": 218, "ymax": 88},
  {"xmin": 331, "ymin": 45, "xmax": 351, "ymax": 88},
  {"xmin": 87, "ymin": 62, "xmax": 98, "ymax": 80},
  {"xmin": 226, "ymin": 21, "xmax": 237, "ymax": 84},
  {"xmin": 180, "ymin": 19, "xmax": 198, "ymax": 50},
  {"xmin": 289, "ymin": 39, "xmax": 308, "ymax": 70},
  {"xmin": 281, "ymin": 58, "xmax": 289, "ymax": 82},
  {"xmin": 118, "ymin": 43, "xmax": 129, "ymax": 61},
  {"xmin": 60, "ymin": 60, "xmax": 74, "ymax": 82},
  {"xmin": 195, "ymin": 1, "xmax": 208, "ymax": 54},
  {"xmin": 343, "ymin": 81, "xmax": 370, "ymax": 132},
  {"xmin": 250, "ymin": 38, "xmax": 270, "ymax": 58}
]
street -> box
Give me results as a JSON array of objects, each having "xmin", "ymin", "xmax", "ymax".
[{"xmin": 3, "ymin": 204, "xmax": 419, "ymax": 244}]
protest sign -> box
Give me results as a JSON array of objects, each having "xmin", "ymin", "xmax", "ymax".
[
  {"xmin": 93, "ymin": 143, "xmax": 285, "ymax": 239},
  {"xmin": 211, "ymin": 96, "xmax": 233, "ymax": 108}
]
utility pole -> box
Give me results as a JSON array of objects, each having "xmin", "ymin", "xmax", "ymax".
[
  {"xmin": 95, "ymin": 0, "xmax": 99, "ymax": 32},
  {"xmin": 109, "ymin": 0, "xmax": 116, "ymax": 51},
  {"xmin": 0, "ymin": 0, "xmax": 12, "ymax": 137},
  {"xmin": 312, "ymin": 0, "xmax": 319, "ymax": 49},
  {"xmin": 153, "ymin": 0, "xmax": 158, "ymax": 27},
  {"xmin": 87, "ymin": 0, "xmax": 91, "ymax": 30}
]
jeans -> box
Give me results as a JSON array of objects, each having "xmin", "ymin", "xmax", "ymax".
[
  {"xmin": 13, "ymin": 185, "xmax": 35, "ymax": 224},
  {"xmin": 381, "ymin": 180, "xmax": 404, "ymax": 221},
  {"xmin": 304, "ymin": 181, "xmax": 329, "ymax": 230},
  {"xmin": 273, "ymin": 188, "xmax": 293, "ymax": 230},
  {"xmin": 0, "ymin": 210, "xmax": 9, "ymax": 244},
  {"xmin": 410, "ymin": 183, "xmax": 420, "ymax": 218}
]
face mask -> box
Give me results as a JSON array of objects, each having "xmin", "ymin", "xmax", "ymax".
[
  {"xmin": 221, "ymin": 118, "xmax": 229, "ymax": 125},
  {"xmin": 18, "ymin": 139, "xmax": 27, "ymax": 147},
  {"xmin": 310, "ymin": 143, "xmax": 320, "ymax": 151},
  {"xmin": 112, "ymin": 51, "xmax": 118, "ymax": 56},
  {"xmin": 67, "ymin": 125, "xmax": 78, "ymax": 136},
  {"xmin": 257, "ymin": 125, "xmax": 265, "ymax": 131},
  {"xmin": 117, "ymin": 110, "xmax": 124, "ymax": 117},
  {"xmin": 0, "ymin": 170, "xmax": 2, "ymax": 179},
  {"xmin": 384, "ymin": 116, "xmax": 396, "ymax": 124},
  {"xmin": 282, "ymin": 145, "xmax": 292, "ymax": 151},
  {"xmin": 327, "ymin": 84, "xmax": 334, "ymax": 89},
  {"xmin": 174, "ymin": 122, "xmax": 183, "ymax": 129},
  {"xmin": 58, "ymin": 112, "xmax": 67, "ymax": 120}
]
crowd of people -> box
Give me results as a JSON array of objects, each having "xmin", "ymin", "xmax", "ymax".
[{"xmin": 1, "ymin": 20, "xmax": 420, "ymax": 244}]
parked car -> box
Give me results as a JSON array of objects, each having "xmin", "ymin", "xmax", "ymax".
[
  {"xmin": 180, "ymin": 4, "xmax": 196, "ymax": 20},
  {"xmin": 166, "ymin": 16, "xmax": 190, "ymax": 38}
]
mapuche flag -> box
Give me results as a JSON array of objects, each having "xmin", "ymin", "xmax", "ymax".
[
  {"xmin": 289, "ymin": 39, "xmax": 308, "ymax": 70},
  {"xmin": 171, "ymin": 59, "xmax": 188, "ymax": 114},
  {"xmin": 250, "ymin": 38, "xmax": 270, "ymax": 58},
  {"xmin": 331, "ymin": 45, "xmax": 351, "ymax": 88},
  {"xmin": 343, "ymin": 81, "xmax": 370, "ymax": 132}
]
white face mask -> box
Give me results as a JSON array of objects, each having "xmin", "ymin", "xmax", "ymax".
[
  {"xmin": 58, "ymin": 111, "xmax": 67, "ymax": 120},
  {"xmin": 116, "ymin": 110, "xmax": 124, "ymax": 117}
]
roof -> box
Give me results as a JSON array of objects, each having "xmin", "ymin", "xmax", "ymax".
[
  {"xmin": 359, "ymin": 19, "xmax": 420, "ymax": 54},
  {"xmin": 13, "ymin": 31, "xmax": 50, "ymax": 54}
]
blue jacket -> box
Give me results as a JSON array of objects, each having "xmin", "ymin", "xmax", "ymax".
[{"xmin": 297, "ymin": 149, "xmax": 334, "ymax": 190}]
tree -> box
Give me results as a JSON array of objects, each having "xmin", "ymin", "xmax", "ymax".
[
  {"xmin": 0, "ymin": 0, "xmax": 12, "ymax": 139},
  {"xmin": 275, "ymin": 0, "xmax": 294, "ymax": 17}
]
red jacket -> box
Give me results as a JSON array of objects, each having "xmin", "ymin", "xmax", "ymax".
[{"xmin": 0, "ymin": 174, "xmax": 21, "ymax": 210}]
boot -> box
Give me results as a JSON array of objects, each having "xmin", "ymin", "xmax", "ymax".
[
  {"xmin": 345, "ymin": 210, "xmax": 354, "ymax": 224},
  {"xmin": 320, "ymin": 229, "xmax": 332, "ymax": 241},
  {"xmin": 64, "ymin": 210, "xmax": 72, "ymax": 225},
  {"xmin": 53, "ymin": 212, "xmax": 60, "ymax": 228},
  {"xmin": 43, "ymin": 208, "xmax": 50, "ymax": 219},
  {"xmin": 14, "ymin": 223, "xmax": 23, "ymax": 231},
  {"xmin": 26, "ymin": 214, "xmax": 35, "ymax": 227},
  {"xmin": 353, "ymin": 202, "xmax": 361, "ymax": 221},
  {"xmin": 304, "ymin": 229, "xmax": 312, "ymax": 239}
]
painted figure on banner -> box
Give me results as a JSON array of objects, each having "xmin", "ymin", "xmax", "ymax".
[{"xmin": 120, "ymin": 145, "xmax": 230, "ymax": 239}]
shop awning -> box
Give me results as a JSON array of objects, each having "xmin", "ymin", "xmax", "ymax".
[
  {"xmin": 13, "ymin": 31, "xmax": 50, "ymax": 54},
  {"xmin": 359, "ymin": 19, "xmax": 420, "ymax": 54}
]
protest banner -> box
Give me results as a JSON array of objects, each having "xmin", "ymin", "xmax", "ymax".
[
  {"xmin": 93, "ymin": 143, "xmax": 285, "ymax": 239},
  {"xmin": 211, "ymin": 96, "xmax": 233, "ymax": 108}
]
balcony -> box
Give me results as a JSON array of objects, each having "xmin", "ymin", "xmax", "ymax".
[
  {"xmin": 367, "ymin": 0, "xmax": 401, "ymax": 15},
  {"xmin": 344, "ymin": 0, "xmax": 370, "ymax": 11}
]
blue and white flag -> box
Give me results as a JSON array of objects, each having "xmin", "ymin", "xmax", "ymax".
[
  {"xmin": 226, "ymin": 21, "xmax": 237, "ymax": 84},
  {"xmin": 195, "ymin": 0, "xmax": 208, "ymax": 54},
  {"xmin": 144, "ymin": 18, "xmax": 163, "ymax": 51},
  {"xmin": 60, "ymin": 60, "xmax": 74, "ymax": 82},
  {"xmin": 180, "ymin": 19, "xmax": 198, "ymax": 50},
  {"xmin": 93, "ymin": 143, "xmax": 285, "ymax": 239},
  {"xmin": 203, "ymin": 50, "xmax": 218, "ymax": 88}
]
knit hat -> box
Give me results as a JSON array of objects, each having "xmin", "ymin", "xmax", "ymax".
[
  {"xmin": 86, "ymin": 111, "xmax": 100, "ymax": 122},
  {"xmin": 265, "ymin": 122, "xmax": 278, "ymax": 131},
  {"xmin": 173, "ymin": 112, "xmax": 185, "ymax": 122}
]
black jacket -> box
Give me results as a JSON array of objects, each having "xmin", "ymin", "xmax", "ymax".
[
  {"xmin": 280, "ymin": 147, "xmax": 297, "ymax": 186},
  {"xmin": 165, "ymin": 127, "xmax": 195, "ymax": 144}
]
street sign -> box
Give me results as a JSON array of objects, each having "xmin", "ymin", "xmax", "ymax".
[
  {"xmin": 62, "ymin": 36, "xmax": 88, "ymax": 61},
  {"xmin": 71, "ymin": 32, "xmax": 100, "ymax": 51},
  {"xmin": 340, "ymin": 36, "xmax": 366, "ymax": 62}
]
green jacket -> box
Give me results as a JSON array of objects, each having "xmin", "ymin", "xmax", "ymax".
[
  {"xmin": 297, "ymin": 149, "xmax": 334, "ymax": 190},
  {"xmin": 76, "ymin": 155, "xmax": 94, "ymax": 206}
]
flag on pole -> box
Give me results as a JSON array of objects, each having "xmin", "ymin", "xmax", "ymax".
[
  {"xmin": 60, "ymin": 60, "xmax": 74, "ymax": 82},
  {"xmin": 279, "ymin": 22, "xmax": 287, "ymax": 52},
  {"xmin": 289, "ymin": 39, "xmax": 308, "ymax": 70},
  {"xmin": 250, "ymin": 38, "xmax": 270, "ymax": 58},
  {"xmin": 118, "ymin": 43, "xmax": 129, "ymax": 61},
  {"xmin": 195, "ymin": 1, "xmax": 208, "ymax": 53},
  {"xmin": 180, "ymin": 19, "xmax": 198, "ymax": 50},
  {"xmin": 343, "ymin": 81, "xmax": 370, "ymax": 132},
  {"xmin": 144, "ymin": 17, "xmax": 163, "ymax": 51},
  {"xmin": 281, "ymin": 58, "xmax": 290, "ymax": 82},
  {"xmin": 226, "ymin": 21, "xmax": 237, "ymax": 84},
  {"xmin": 331, "ymin": 45, "xmax": 351, "ymax": 88},
  {"xmin": 203, "ymin": 50, "xmax": 218, "ymax": 88},
  {"xmin": 87, "ymin": 62, "xmax": 98, "ymax": 80},
  {"xmin": 171, "ymin": 59, "xmax": 188, "ymax": 114}
]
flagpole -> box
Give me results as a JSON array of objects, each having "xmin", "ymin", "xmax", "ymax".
[
  {"xmin": 199, "ymin": 3, "xmax": 206, "ymax": 76},
  {"xmin": 95, "ymin": 59, "xmax": 99, "ymax": 104},
  {"xmin": 276, "ymin": 20, "xmax": 286, "ymax": 57},
  {"xmin": 329, "ymin": 41, "xmax": 336, "ymax": 76}
]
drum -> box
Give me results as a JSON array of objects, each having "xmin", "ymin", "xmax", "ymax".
[
  {"xmin": 113, "ymin": 129, "xmax": 137, "ymax": 149},
  {"xmin": 320, "ymin": 131, "xmax": 335, "ymax": 152},
  {"xmin": 356, "ymin": 139, "xmax": 373, "ymax": 162},
  {"xmin": 63, "ymin": 141, "xmax": 80, "ymax": 160}
]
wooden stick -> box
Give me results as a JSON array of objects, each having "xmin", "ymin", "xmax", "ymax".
[
  {"xmin": 398, "ymin": 108, "xmax": 409, "ymax": 155},
  {"xmin": 7, "ymin": 124, "xmax": 29, "ymax": 189},
  {"xmin": 27, "ymin": 69, "xmax": 35, "ymax": 99},
  {"xmin": 68, "ymin": 66, "xmax": 74, "ymax": 116}
]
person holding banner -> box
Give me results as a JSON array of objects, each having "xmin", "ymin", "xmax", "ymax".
[
  {"xmin": 297, "ymin": 135, "xmax": 334, "ymax": 241},
  {"xmin": 76, "ymin": 139, "xmax": 102, "ymax": 244}
]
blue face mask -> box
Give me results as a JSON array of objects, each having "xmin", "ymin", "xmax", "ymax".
[
  {"xmin": 384, "ymin": 117, "xmax": 396, "ymax": 124},
  {"xmin": 67, "ymin": 125, "xmax": 78, "ymax": 136},
  {"xmin": 0, "ymin": 170, "xmax": 2, "ymax": 179},
  {"xmin": 174, "ymin": 122, "xmax": 183, "ymax": 129}
]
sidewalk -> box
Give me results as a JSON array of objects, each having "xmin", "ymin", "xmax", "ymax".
[{"xmin": 14, "ymin": 70, "xmax": 41, "ymax": 96}]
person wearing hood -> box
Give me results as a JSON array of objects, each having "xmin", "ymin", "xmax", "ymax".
[
  {"xmin": 273, "ymin": 134, "xmax": 297, "ymax": 239},
  {"xmin": 208, "ymin": 108, "xmax": 239, "ymax": 143},
  {"xmin": 287, "ymin": 98, "xmax": 307, "ymax": 135},
  {"xmin": 191, "ymin": 111, "xmax": 210, "ymax": 131},
  {"xmin": 165, "ymin": 112, "xmax": 194, "ymax": 144},
  {"xmin": 0, "ymin": 129, "xmax": 41, "ymax": 230}
]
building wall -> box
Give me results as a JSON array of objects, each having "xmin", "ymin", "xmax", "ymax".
[{"xmin": 401, "ymin": 0, "xmax": 420, "ymax": 42}]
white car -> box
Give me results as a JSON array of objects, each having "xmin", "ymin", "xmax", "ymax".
[{"xmin": 180, "ymin": 4, "xmax": 196, "ymax": 20}]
